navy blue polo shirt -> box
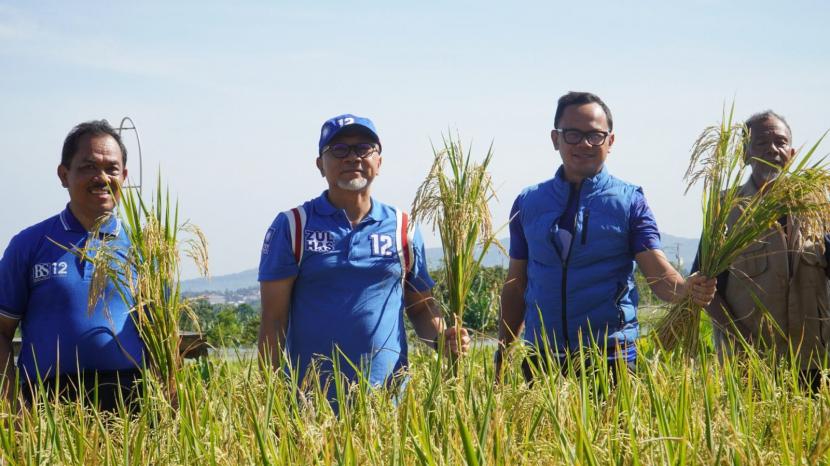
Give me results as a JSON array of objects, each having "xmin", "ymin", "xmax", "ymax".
[
  {"xmin": 258, "ymin": 192, "xmax": 434, "ymax": 387},
  {"xmin": 0, "ymin": 206, "xmax": 144, "ymax": 381}
]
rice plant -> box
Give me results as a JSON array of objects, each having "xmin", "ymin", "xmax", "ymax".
[
  {"xmin": 653, "ymin": 106, "xmax": 830, "ymax": 354},
  {"xmin": 2, "ymin": 332, "xmax": 830, "ymax": 464},
  {"xmin": 411, "ymin": 133, "xmax": 503, "ymax": 348},
  {"xmin": 80, "ymin": 174, "xmax": 209, "ymax": 407}
]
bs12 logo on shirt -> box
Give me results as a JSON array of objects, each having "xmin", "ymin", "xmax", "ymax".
[{"xmin": 32, "ymin": 262, "xmax": 69, "ymax": 282}]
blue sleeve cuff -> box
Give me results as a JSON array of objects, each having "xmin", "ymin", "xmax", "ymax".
[
  {"xmin": 629, "ymin": 188, "xmax": 661, "ymax": 254},
  {"xmin": 257, "ymin": 267, "xmax": 299, "ymax": 282},
  {"xmin": 508, "ymin": 194, "xmax": 529, "ymax": 260},
  {"xmin": 0, "ymin": 304, "xmax": 22, "ymax": 320}
]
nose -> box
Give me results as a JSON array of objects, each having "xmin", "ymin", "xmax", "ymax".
[
  {"xmin": 341, "ymin": 149, "xmax": 362, "ymax": 163},
  {"xmin": 576, "ymin": 137, "xmax": 593, "ymax": 149},
  {"xmin": 91, "ymin": 168, "xmax": 107, "ymax": 180}
]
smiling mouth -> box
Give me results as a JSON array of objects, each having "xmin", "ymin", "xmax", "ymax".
[{"xmin": 89, "ymin": 185, "xmax": 111, "ymax": 195}]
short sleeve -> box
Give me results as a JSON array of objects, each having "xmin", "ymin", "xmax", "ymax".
[
  {"xmin": 508, "ymin": 194, "xmax": 528, "ymax": 260},
  {"xmin": 405, "ymin": 227, "xmax": 435, "ymax": 292},
  {"xmin": 629, "ymin": 188, "xmax": 662, "ymax": 254},
  {"xmin": 257, "ymin": 212, "xmax": 300, "ymax": 282},
  {"xmin": 0, "ymin": 233, "xmax": 30, "ymax": 319}
]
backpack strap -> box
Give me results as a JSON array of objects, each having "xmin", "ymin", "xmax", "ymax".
[
  {"xmin": 285, "ymin": 206, "xmax": 307, "ymax": 265},
  {"xmin": 395, "ymin": 209, "xmax": 415, "ymax": 286}
]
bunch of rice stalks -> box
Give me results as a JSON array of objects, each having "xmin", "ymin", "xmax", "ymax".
[
  {"xmin": 654, "ymin": 106, "xmax": 830, "ymax": 354},
  {"xmin": 411, "ymin": 133, "xmax": 503, "ymax": 345},
  {"xmin": 83, "ymin": 174, "xmax": 209, "ymax": 406}
]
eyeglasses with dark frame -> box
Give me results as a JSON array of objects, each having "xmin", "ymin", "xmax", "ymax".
[
  {"xmin": 321, "ymin": 143, "xmax": 380, "ymax": 159},
  {"xmin": 555, "ymin": 128, "xmax": 610, "ymax": 146}
]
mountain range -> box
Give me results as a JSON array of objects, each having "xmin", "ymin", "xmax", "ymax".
[{"xmin": 181, "ymin": 233, "xmax": 698, "ymax": 293}]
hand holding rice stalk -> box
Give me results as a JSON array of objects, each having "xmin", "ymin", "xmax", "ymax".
[
  {"xmin": 411, "ymin": 133, "xmax": 503, "ymax": 360},
  {"xmin": 654, "ymin": 106, "xmax": 830, "ymax": 354},
  {"xmin": 80, "ymin": 174, "xmax": 209, "ymax": 408}
]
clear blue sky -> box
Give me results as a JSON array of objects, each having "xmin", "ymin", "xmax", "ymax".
[{"xmin": 2, "ymin": 0, "xmax": 829, "ymax": 278}]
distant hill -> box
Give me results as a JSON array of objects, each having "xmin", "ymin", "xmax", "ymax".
[
  {"xmin": 181, "ymin": 233, "xmax": 698, "ymax": 293},
  {"xmin": 182, "ymin": 268, "xmax": 259, "ymax": 293}
]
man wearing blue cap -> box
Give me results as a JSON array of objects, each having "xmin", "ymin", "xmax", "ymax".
[
  {"xmin": 0, "ymin": 120, "xmax": 144, "ymax": 410},
  {"xmin": 258, "ymin": 114, "xmax": 469, "ymax": 398}
]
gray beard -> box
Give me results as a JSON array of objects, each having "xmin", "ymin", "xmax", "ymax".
[{"xmin": 338, "ymin": 177, "xmax": 369, "ymax": 191}]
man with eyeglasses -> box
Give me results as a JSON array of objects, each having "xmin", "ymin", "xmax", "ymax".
[
  {"xmin": 258, "ymin": 114, "xmax": 469, "ymax": 401},
  {"xmin": 497, "ymin": 92, "xmax": 716, "ymax": 381}
]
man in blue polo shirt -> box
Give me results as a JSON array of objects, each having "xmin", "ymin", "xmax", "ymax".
[
  {"xmin": 497, "ymin": 92, "xmax": 716, "ymax": 381},
  {"xmin": 258, "ymin": 114, "xmax": 468, "ymax": 398},
  {"xmin": 0, "ymin": 120, "xmax": 144, "ymax": 410}
]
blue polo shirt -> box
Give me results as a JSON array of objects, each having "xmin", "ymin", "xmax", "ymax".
[
  {"xmin": 258, "ymin": 192, "xmax": 434, "ymax": 388},
  {"xmin": 0, "ymin": 206, "xmax": 144, "ymax": 381}
]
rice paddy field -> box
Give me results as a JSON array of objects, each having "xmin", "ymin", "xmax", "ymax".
[
  {"xmin": 4, "ymin": 117, "xmax": 826, "ymax": 465},
  {"xmin": 2, "ymin": 334, "xmax": 830, "ymax": 465}
]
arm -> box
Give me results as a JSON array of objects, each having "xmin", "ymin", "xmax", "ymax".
[
  {"xmin": 495, "ymin": 258, "xmax": 528, "ymax": 377},
  {"xmin": 635, "ymin": 249, "xmax": 716, "ymax": 306},
  {"xmin": 258, "ymin": 277, "xmax": 295, "ymax": 370},
  {"xmin": 404, "ymin": 289, "xmax": 469, "ymax": 355},
  {"xmin": 0, "ymin": 317, "xmax": 18, "ymax": 404}
]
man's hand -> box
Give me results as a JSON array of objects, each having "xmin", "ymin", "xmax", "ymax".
[
  {"xmin": 684, "ymin": 272, "xmax": 717, "ymax": 307},
  {"xmin": 441, "ymin": 326, "xmax": 471, "ymax": 356}
]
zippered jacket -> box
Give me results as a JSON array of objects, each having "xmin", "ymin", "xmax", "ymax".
[{"xmin": 514, "ymin": 166, "xmax": 641, "ymax": 358}]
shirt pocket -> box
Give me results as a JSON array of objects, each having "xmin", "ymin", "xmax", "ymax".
[
  {"xmin": 799, "ymin": 239, "xmax": 828, "ymax": 268},
  {"xmin": 730, "ymin": 242, "xmax": 768, "ymax": 278},
  {"xmin": 524, "ymin": 212, "xmax": 561, "ymax": 265}
]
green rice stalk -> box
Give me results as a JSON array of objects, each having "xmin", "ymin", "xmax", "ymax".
[
  {"xmin": 653, "ymin": 105, "xmax": 830, "ymax": 354},
  {"xmin": 411, "ymin": 132, "xmax": 504, "ymax": 357},
  {"xmin": 78, "ymin": 173, "xmax": 209, "ymax": 407}
]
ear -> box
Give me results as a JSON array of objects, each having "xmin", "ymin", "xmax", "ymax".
[
  {"xmin": 375, "ymin": 155, "xmax": 382, "ymax": 175},
  {"xmin": 551, "ymin": 129, "xmax": 560, "ymax": 150},
  {"xmin": 57, "ymin": 164, "xmax": 69, "ymax": 188},
  {"xmin": 606, "ymin": 133, "xmax": 615, "ymax": 151},
  {"xmin": 316, "ymin": 156, "xmax": 325, "ymax": 177}
]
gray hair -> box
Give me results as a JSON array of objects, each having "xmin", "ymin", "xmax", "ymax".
[{"xmin": 744, "ymin": 110, "xmax": 792, "ymax": 141}]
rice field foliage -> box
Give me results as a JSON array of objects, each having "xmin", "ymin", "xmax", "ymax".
[
  {"xmin": 654, "ymin": 106, "xmax": 830, "ymax": 354},
  {"xmin": 3, "ymin": 339, "xmax": 830, "ymax": 464}
]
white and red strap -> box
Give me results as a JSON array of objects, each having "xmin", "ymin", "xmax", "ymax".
[
  {"xmin": 285, "ymin": 206, "xmax": 307, "ymax": 264},
  {"xmin": 395, "ymin": 209, "xmax": 415, "ymax": 279},
  {"xmin": 287, "ymin": 205, "xmax": 412, "ymax": 276}
]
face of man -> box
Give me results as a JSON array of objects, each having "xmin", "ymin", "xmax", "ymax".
[
  {"xmin": 316, "ymin": 129, "xmax": 382, "ymax": 193},
  {"xmin": 551, "ymin": 103, "xmax": 615, "ymax": 184},
  {"xmin": 746, "ymin": 116, "xmax": 795, "ymax": 187},
  {"xmin": 57, "ymin": 133, "xmax": 128, "ymax": 227}
]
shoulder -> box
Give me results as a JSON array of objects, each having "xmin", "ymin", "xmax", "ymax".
[
  {"xmin": 268, "ymin": 197, "xmax": 317, "ymax": 226},
  {"xmin": 5, "ymin": 214, "xmax": 62, "ymax": 255},
  {"xmin": 604, "ymin": 173, "xmax": 642, "ymax": 196},
  {"xmin": 515, "ymin": 178, "xmax": 557, "ymax": 205},
  {"xmin": 368, "ymin": 200, "xmax": 411, "ymax": 226}
]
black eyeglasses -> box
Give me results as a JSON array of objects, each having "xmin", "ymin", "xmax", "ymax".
[
  {"xmin": 322, "ymin": 143, "xmax": 380, "ymax": 159},
  {"xmin": 556, "ymin": 128, "xmax": 610, "ymax": 146}
]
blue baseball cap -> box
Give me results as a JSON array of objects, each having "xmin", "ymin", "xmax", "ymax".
[{"xmin": 318, "ymin": 114, "xmax": 381, "ymax": 155}]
